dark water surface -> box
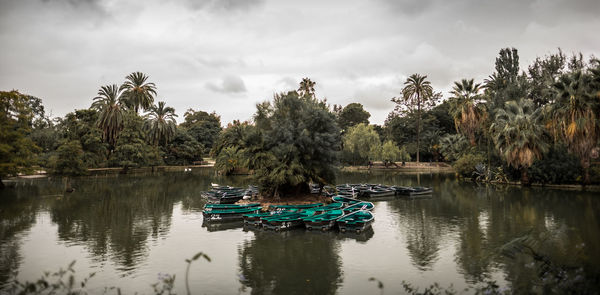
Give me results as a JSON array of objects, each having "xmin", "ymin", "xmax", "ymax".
[{"xmin": 1, "ymin": 169, "xmax": 599, "ymax": 294}]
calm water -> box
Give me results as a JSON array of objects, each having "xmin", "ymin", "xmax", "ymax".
[{"xmin": 1, "ymin": 169, "xmax": 599, "ymax": 294}]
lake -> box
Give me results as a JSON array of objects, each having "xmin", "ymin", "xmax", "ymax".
[{"xmin": 1, "ymin": 169, "xmax": 599, "ymax": 294}]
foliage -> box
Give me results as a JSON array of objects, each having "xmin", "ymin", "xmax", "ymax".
[
  {"xmin": 337, "ymin": 103, "xmax": 371, "ymax": 132},
  {"xmin": 453, "ymin": 153, "xmax": 485, "ymax": 178},
  {"xmin": 58, "ymin": 109, "xmax": 108, "ymax": 168},
  {"xmin": 144, "ymin": 101, "xmax": 178, "ymax": 146},
  {"xmin": 528, "ymin": 144, "xmax": 582, "ymax": 184},
  {"xmin": 490, "ymin": 99, "xmax": 549, "ymax": 185},
  {"xmin": 546, "ymin": 66, "xmax": 600, "ymax": 184},
  {"xmin": 91, "ymin": 84, "xmax": 125, "ymax": 148},
  {"xmin": 0, "ymin": 90, "xmax": 40, "ymax": 187},
  {"xmin": 211, "ymin": 120, "xmax": 253, "ymax": 161},
  {"xmin": 251, "ymin": 90, "xmax": 340, "ymax": 196},
  {"xmin": 7, "ymin": 252, "xmax": 211, "ymax": 295},
  {"xmin": 448, "ymin": 78, "xmax": 487, "ymax": 146},
  {"xmin": 119, "ymin": 71, "xmax": 157, "ymax": 113},
  {"xmin": 214, "ymin": 146, "xmax": 244, "ymax": 175},
  {"xmin": 438, "ymin": 134, "xmax": 469, "ymax": 162},
  {"xmin": 385, "ymin": 109, "xmax": 446, "ymax": 161},
  {"xmin": 527, "ymin": 49, "xmax": 567, "ymax": 107},
  {"xmin": 181, "ymin": 109, "xmax": 222, "ymax": 151},
  {"xmin": 109, "ymin": 112, "xmax": 162, "ymax": 170},
  {"xmin": 297, "ymin": 77, "xmax": 316, "ymax": 98},
  {"xmin": 48, "ymin": 140, "xmax": 87, "ymax": 176},
  {"xmin": 380, "ymin": 140, "xmax": 410, "ymax": 162},
  {"xmin": 343, "ymin": 123, "xmax": 381, "ymax": 164},
  {"xmin": 391, "ymin": 74, "xmax": 437, "ymax": 162},
  {"xmin": 163, "ymin": 128, "xmax": 203, "ymax": 166}
]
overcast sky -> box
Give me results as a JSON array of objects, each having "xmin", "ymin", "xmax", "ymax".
[{"xmin": 1, "ymin": 0, "xmax": 598, "ymax": 125}]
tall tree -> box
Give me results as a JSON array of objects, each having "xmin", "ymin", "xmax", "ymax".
[
  {"xmin": 0, "ymin": 90, "xmax": 40, "ymax": 188},
  {"xmin": 181, "ymin": 109, "xmax": 222, "ymax": 150},
  {"xmin": 343, "ymin": 123, "xmax": 381, "ymax": 164},
  {"xmin": 448, "ymin": 79, "xmax": 487, "ymax": 146},
  {"xmin": 120, "ymin": 72, "xmax": 157, "ymax": 113},
  {"xmin": 252, "ymin": 90, "xmax": 340, "ymax": 197},
  {"xmin": 393, "ymin": 74, "xmax": 434, "ymax": 162},
  {"xmin": 490, "ymin": 99, "xmax": 548, "ymax": 185},
  {"xmin": 298, "ymin": 78, "xmax": 316, "ymax": 98},
  {"xmin": 547, "ymin": 68, "xmax": 600, "ymax": 184},
  {"xmin": 337, "ymin": 103, "xmax": 371, "ymax": 132},
  {"xmin": 144, "ymin": 101, "xmax": 177, "ymax": 146},
  {"xmin": 91, "ymin": 84, "xmax": 125, "ymax": 148}
]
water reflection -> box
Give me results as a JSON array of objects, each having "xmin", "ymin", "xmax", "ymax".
[
  {"xmin": 0, "ymin": 170, "xmax": 599, "ymax": 293},
  {"xmin": 238, "ymin": 230, "xmax": 342, "ymax": 295}
]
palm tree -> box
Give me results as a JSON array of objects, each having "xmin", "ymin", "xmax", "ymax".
[
  {"xmin": 91, "ymin": 84, "xmax": 125, "ymax": 148},
  {"xmin": 547, "ymin": 69, "xmax": 599, "ymax": 184},
  {"xmin": 490, "ymin": 99, "xmax": 548, "ymax": 185},
  {"xmin": 448, "ymin": 79, "xmax": 487, "ymax": 146},
  {"xmin": 400, "ymin": 74, "xmax": 433, "ymax": 163},
  {"xmin": 144, "ymin": 101, "xmax": 178, "ymax": 146},
  {"xmin": 298, "ymin": 78, "xmax": 316, "ymax": 98},
  {"xmin": 120, "ymin": 72, "xmax": 157, "ymax": 113}
]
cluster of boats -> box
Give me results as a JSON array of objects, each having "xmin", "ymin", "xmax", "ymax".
[
  {"xmin": 328, "ymin": 183, "xmax": 432, "ymax": 199},
  {"xmin": 201, "ymin": 184, "xmax": 259, "ymax": 204},
  {"xmin": 202, "ymin": 196, "xmax": 375, "ymax": 233}
]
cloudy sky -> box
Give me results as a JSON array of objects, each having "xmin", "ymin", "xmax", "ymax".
[{"xmin": 1, "ymin": 0, "xmax": 598, "ymax": 125}]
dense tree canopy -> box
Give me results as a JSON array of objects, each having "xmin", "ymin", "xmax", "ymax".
[
  {"xmin": 0, "ymin": 90, "xmax": 40, "ymax": 188},
  {"xmin": 181, "ymin": 109, "xmax": 222, "ymax": 151},
  {"xmin": 337, "ymin": 103, "xmax": 371, "ymax": 132}
]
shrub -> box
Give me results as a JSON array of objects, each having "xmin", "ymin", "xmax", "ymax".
[{"xmin": 453, "ymin": 153, "xmax": 485, "ymax": 178}]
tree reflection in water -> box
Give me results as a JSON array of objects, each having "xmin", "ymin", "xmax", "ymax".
[{"xmin": 238, "ymin": 230, "xmax": 342, "ymax": 295}]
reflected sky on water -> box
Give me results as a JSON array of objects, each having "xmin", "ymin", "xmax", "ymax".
[{"xmin": 1, "ymin": 169, "xmax": 598, "ymax": 294}]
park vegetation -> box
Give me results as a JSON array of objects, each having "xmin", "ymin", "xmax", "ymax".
[{"xmin": 1, "ymin": 48, "xmax": 599, "ymax": 192}]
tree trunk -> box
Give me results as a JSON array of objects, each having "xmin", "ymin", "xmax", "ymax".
[
  {"xmin": 416, "ymin": 98, "xmax": 421, "ymax": 163},
  {"xmin": 520, "ymin": 168, "xmax": 530, "ymax": 186}
]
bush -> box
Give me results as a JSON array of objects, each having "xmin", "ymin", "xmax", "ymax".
[
  {"xmin": 453, "ymin": 153, "xmax": 485, "ymax": 178},
  {"xmin": 528, "ymin": 145, "xmax": 582, "ymax": 184}
]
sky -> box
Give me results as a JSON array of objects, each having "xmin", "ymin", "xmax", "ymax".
[{"xmin": 0, "ymin": 0, "xmax": 599, "ymax": 125}]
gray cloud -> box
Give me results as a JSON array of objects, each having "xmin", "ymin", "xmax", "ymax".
[
  {"xmin": 0, "ymin": 0, "xmax": 598, "ymax": 125},
  {"xmin": 206, "ymin": 75, "xmax": 247, "ymax": 93}
]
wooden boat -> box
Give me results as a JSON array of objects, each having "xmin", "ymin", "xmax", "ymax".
[
  {"xmin": 304, "ymin": 209, "xmax": 345, "ymax": 231},
  {"xmin": 360, "ymin": 187, "xmax": 395, "ymax": 199},
  {"xmin": 202, "ymin": 207, "xmax": 260, "ymax": 222},
  {"xmin": 261, "ymin": 210, "xmax": 316, "ymax": 231},
  {"xmin": 337, "ymin": 210, "xmax": 374, "ymax": 233},
  {"xmin": 312, "ymin": 202, "xmax": 345, "ymax": 213},
  {"xmin": 203, "ymin": 203, "xmax": 260, "ymax": 211},
  {"xmin": 393, "ymin": 186, "xmax": 433, "ymax": 196},
  {"xmin": 202, "ymin": 190, "xmax": 246, "ymax": 204},
  {"xmin": 268, "ymin": 203, "xmax": 323, "ymax": 210},
  {"xmin": 343, "ymin": 201, "xmax": 374, "ymax": 212},
  {"xmin": 331, "ymin": 195, "xmax": 360, "ymax": 205},
  {"xmin": 242, "ymin": 209, "xmax": 298, "ymax": 226}
]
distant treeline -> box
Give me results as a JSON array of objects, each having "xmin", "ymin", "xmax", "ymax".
[{"xmin": 1, "ymin": 47, "xmax": 599, "ymax": 190}]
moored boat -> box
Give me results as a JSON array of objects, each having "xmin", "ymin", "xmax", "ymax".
[
  {"xmin": 304, "ymin": 209, "xmax": 345, "ymax": 231},
  {"xmin": 312, "ymin": 202, "xmax": 345, "ymax": 213},
  {"xmin": 360, "ymin": 187, "xmax": 395, "ymax": 199},
  {"xmin": 261, "ymin": 210, "xmax": 316, "ymax": 231},
  {"xmin": 337, "ymin": 210, "xmax": 374, "ymax": 233},
  {"xmin": 268, "ymin": 203, "xmax": 323, "ymax": 210},
  {"xmin": 242, "ymin": 209, "xmax": 298, "ymax": 226},
  {"xmin": 203, "ymin": 203, "xmax": 260, "ymax": 211},
  {"xmin": 331, "ymin": 195, "xmax": 360, "ymax": 205},
  {"xmin": 343, "ymin": 201, "xmax": 374, "ymax": 212},
  {"xmin": 393, "ymin": 186, "xmax": 433, "ymax": 196},
  {"xmin": 202, "ymin": 207, "xmax": 261, "ymax": 222}
]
